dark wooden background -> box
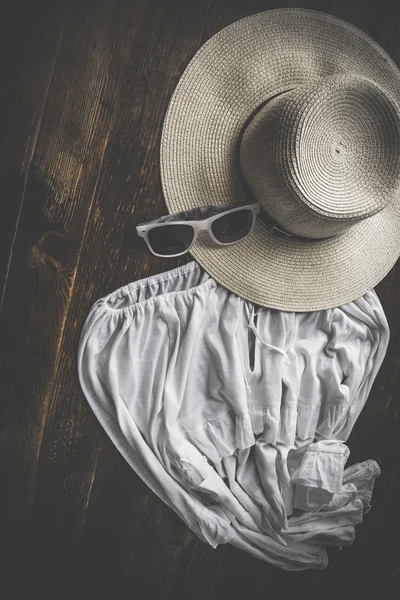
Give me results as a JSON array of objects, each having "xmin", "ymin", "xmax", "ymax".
[{"xmin": 1, "ymin": 1, "xmax": 399, "ymax": 598}]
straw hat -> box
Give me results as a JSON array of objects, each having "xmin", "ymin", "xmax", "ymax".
[{"xmin": 160, "ymin": 8, "xmax": 400, "ymax": 311}]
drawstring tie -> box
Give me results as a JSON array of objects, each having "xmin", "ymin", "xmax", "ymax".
[{"xmin": 246, "ymin": 304, "xmax": 289, "ymax": 365}]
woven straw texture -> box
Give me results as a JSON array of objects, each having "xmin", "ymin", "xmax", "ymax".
[{"xmin": 160, "ymin": 8, "xmax": 400, "ymax": 311}]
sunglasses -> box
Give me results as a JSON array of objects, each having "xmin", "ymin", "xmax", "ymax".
[{"xmin": 136, "ymin": 202, "xmax": 260, "ymax": 258}]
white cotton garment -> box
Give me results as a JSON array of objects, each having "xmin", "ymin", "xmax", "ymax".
[{"xmin": 77, "ymin": 261, "xmax": 389, "ymax": 571}]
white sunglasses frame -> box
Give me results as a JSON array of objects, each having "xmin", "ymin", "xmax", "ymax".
[{"xmin": 136, "ymin": 202, "xmax": 260, "ymax": 258}]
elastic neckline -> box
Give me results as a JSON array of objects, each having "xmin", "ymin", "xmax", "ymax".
[{"xmin": 101, "ymin": 260, "xmax": 215, "ymax": 315}]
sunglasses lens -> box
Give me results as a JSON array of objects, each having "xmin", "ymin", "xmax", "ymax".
[
  {"xmin": 147, "ymin": 224, "xmax": 194, "ymax": 256},
  {"xmin": 211, "ymin": 209, "xmax": 254, "ymax": 243}
]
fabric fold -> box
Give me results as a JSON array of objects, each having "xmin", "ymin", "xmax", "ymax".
[
  {"xmin": 190, "ymin": 412, "xmax": 255, "ymax": 464},
  {"xmin": 292, "ymin": 441, "xmax": 350, "ymax": 511},
  {"xmin": 248, "ymin": 404, "xmax": 280, "ymax": 441}
]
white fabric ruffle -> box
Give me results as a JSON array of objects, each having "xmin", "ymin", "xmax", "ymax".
[
  {"xmin": 189, "ymin": 412, "xmax": 255, "ymax": 463},
  {"xmin": 291, "ymin": 440, "xmax": 350, "ymax": 511}
]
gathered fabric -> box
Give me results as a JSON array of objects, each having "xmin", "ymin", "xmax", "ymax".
[{"xmin": 77, "ymin": 261, "xmax": 389, "ymax": 570}]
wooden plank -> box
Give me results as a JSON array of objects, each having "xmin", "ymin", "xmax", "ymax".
[
  {"xmin": 1, "ymin": 0, "xmax": 400, "ymax": 598},
  {"xmin": 0, "ymin": 0, "xmax": 67, "ymax": 305}
]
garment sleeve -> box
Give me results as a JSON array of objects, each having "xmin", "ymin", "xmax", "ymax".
[{"xmin": 291, "ymin": 290, "xmax": 390, "ymax": 509}]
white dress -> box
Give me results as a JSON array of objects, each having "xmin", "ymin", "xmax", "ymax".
[{"xmin": 77, "ymin": 261, "xmax": 389, "ymax": 570}]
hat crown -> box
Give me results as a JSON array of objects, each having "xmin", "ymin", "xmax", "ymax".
[{"xmin": 240, "ymin": 75, "xmax": 400, "ymax": 239}]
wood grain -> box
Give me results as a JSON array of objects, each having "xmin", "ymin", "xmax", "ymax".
[{"xmin": 1, "ymin": 1, "xmax": 400, "ymax": 599}]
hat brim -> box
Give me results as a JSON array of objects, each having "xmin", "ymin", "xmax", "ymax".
[{"xmin": 160, "ymin": 8, "xmax": 400, "ymax": 311}]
